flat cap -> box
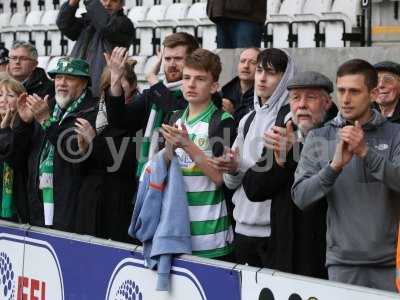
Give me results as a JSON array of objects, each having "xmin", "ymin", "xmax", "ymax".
[
  {"xmin": 374, "ymin": 61, "xmax": 400, "ymax": 76},
  {"xmin": 287, "ymin": 71, "xmax": 333, "ymax": 94}
]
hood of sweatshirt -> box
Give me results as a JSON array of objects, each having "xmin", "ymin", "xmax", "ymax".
[
  {"xmin": 329, "ymin": 108, "xmax": 387, "ymax": 131},
  {"xmin": 240, "ymin": 52, "xmax": 296, "ymax": 169}
]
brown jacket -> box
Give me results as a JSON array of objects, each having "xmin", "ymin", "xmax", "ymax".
[{"xmin": 207, "ymin": 0, "xmax": 267, "ymax": 24}]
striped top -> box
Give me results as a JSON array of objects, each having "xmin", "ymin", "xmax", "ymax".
[{"xmin": 174, "ymin": 102, "xmax": 234, "ymax": 258}]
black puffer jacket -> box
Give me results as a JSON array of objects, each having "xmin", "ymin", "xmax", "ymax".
[
  {"xmin": 24, "ymin": 67, "xmax": 54, "ymax": 98},
  {"xmin": 207, "ymin": 0, "xmax": 267, "ymax": 24}
]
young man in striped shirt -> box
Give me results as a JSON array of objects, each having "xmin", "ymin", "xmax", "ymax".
[{"xmin": 161, "ymin": 49, "xmax": 236, "ymax": 260}]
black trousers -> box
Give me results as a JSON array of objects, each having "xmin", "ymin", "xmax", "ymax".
[{"xmin": 234, "ymin": 233, "xmax": 272, "ymax": 268}]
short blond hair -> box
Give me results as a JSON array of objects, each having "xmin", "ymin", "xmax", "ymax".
[{"xmin": 0, "ymin": 75, "xmax": 26, "ymax": 95}]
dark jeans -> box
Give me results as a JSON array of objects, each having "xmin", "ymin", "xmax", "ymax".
[
  {"xmin": 216, "ymin": 18, "xmax": 263, "ymax": 49},
  {"xmin": 234, "ymin": 233, "xmax": 271, "ymax": 268}
]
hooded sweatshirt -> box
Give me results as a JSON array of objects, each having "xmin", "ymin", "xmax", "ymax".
[
  {"xmin": 223, "ymin": 53, "xmax": 296, "ymax": 237},
  {"xmin": 292, "ymin": 109, "xmax": 400, "ymax": 266}
]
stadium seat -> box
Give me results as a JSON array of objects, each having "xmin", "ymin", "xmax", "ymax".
[
  {"xmin": 176, "ymin": 2, "xmax": 216, "ymax": 50},
  {"xmin": 0, "ymin": 12, "xmax": 12, "ymax": 30},
  {"xmin": 15, "ymin": 10, "xmax": 44, "ymax": 44},
  {"xmin": 176, "ymin": 2, "xmax": 204, "ymax": 36},
  {"xmin": 9, "ymin": 0, "xmax": 17, "ymax": 13},
  {"xmin": 319, "ymin": 0, "xmax": 363, "ymax": 47},
  {"xmin": 45, "ymin": 0, "xmax": 59, "ymax": 10},
  {"xmin": 0, "ymin": 12, "xmax": 26, "ymax": 49},
  {"xmin": 133, "ymin": 55, "xmax": 149, "ymax": 89},
  {"xmin": 30, "ymin": 0, "xmax": 42, "ymax": 12},
  {"xmin": 265, "ymin": 0, "xmax": 306, "ymax": 48},
  {"xmin": 127, "ymin": 5, "xmax": 150, "ymax": 54},
  {"xmin": 14, "ymin": 0, "xmax": 25, "ymax": 12},
  {"xmin": 142, "ymin": 55, "xmax": 162, "ymax": 78},
  {"xmin": 293, "ymin": 0, "xmax": 332, "ymax": 47},
  {"xmin": 132, "ymin": 55, "xmax": 147, "ymax": 80},
  {"xmin": 141, "ymin": 0, "xmax": 154, "ymax": 6},
  {"xmin": 157, "ymin": 3, "xmax": 189, "ymax": 45},
  {"xmin": 31, "ymin": 10, "xmax": 66, "ymax": 56},
  {"xmin": 37, "ymin": 55, "xmax": 51, "ymax": 69},
  {"xmin": 267, "ymin": 0, "xmax": 282, "ymax": 18},
  {"xmin": 124, "ymin": 0, "xmax": 136, "ymax": 11},
  {"xmin": 135, "ymin": 4, "xmax": 168, "ymax": 56},
  {"xmin": 0, "ymin": 0, "xmax": 12, "ymax": 13}
]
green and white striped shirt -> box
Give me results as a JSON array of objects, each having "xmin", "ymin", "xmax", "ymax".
[{"xmin": 175, "ymin": 102, "xmax": 234, "ymax": 258}]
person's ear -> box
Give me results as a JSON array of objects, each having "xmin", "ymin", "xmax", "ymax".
[
  {"xmin": 210, "ymin": 81, "xmax": 219, "ymax": 94},
  {"xmin": 370, "ymin": 87, "xmax": 379, "ymax": 102},
  {"xmin": 323, "ymin": 96, "xmax": 332, "ymax": 111}
]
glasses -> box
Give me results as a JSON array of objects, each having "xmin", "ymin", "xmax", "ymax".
[
  {"xmin": 378, "ymin": 74, "xmax": 398, "ymax": 85},
  {"xmin": 8, "ymin": 56, "xmax": 34, "ymax": 63},
  {"xmin": 289, "ymin": 95, "xmax": 320, "ymax": 103}
]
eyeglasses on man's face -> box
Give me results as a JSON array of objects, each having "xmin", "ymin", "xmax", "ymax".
[
  {"xmin": 378, "ymin": 74, "xmax": 399, "ymax": 85},
  {"xmin": 8, "ymin": 56, "xmax": 34, "ymax": 63}
]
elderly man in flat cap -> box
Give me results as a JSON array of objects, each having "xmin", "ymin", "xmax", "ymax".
[
  {"xmin": 373, "ymin": 61, "xmax": 400, "ymax": 123},
  {"xmin": 241, "ymin": 71, "xmax": 337, "ymax": 278},
  {"xmin": 16, "ymin": 57, "xmax": 98, "ymax": 232}
]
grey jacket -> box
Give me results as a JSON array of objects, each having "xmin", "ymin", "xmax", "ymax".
[
  {"xmin": 292, "ymin": 109, "xmax": 400, "ymax": 266},
  {"xmin": 57, "ymin": 0, "xmax": 134, "ymax": 97}
]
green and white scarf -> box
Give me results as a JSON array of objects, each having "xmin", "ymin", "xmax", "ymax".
[
  {"xmin": 1, "ymin": 162, "xmax": 14, "ymax": 218},
  {"xmin": 136, "ymin": 80, "xmax": 183, "ymax": 177},
  {"xmin": 39, "ymin": 92, "xmax": 86, "ymax": 225}
]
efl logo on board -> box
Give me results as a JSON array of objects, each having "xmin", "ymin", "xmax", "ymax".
[
  {"xmin": 17, "ymin": 276, "xmax": 46, "ymax": 300},
  {"xmin": 0, "ymin": 234, "xmax": 64, "ymax": 300}
]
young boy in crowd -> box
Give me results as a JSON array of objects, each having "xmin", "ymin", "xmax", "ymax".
[{"xmin": 161, "ymin": 49, "xmax": 236, "ymax": 259}]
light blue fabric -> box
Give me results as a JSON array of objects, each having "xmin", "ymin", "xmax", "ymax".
[{"xmin": 128, "ymin": 150, "xmax": 192, "ymax": 291}]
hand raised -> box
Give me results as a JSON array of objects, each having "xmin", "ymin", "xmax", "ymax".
[
  {"xmin": 26, "ymin": 94, "xmax": 50, "ymax": 125},
  {"xmin": 0, "ymin": 106, "xmax": 17, "ymax": 129},
  {"xmin": 264, "ymin": 120, "xmax": 295, "ymax": 167},
  {"xmin": 340, "ymin": 121, "xmax": 368, "ymax": 158},
  {"xmin": 75, "ymin": 118, "xmax": 96, "ymax": 153},
  {"xmin": 17, "ymin": 93, "xmax": 34, "ymax": 123},
  {"xmin": 104, "ymin": 47, "xmax": 128, "ymax": 81},
  {"xmin": 208, "ymin": 147, "xmax": 240, "ymax": 174}
]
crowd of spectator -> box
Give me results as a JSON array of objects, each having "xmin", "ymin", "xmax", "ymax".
[{"xmin": 0, "ymin": 0, "xmax": 399, "ymax": 294}]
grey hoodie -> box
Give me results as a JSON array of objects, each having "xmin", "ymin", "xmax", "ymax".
[
  {"xmin": 292, "ymin": 109, "xmax": 400, "ymax": 266},
  {"xmin": 223, "ymin": 53, "xmax": 296, "ymax": 237}
]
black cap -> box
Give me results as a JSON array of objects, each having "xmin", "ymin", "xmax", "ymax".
[
  {"xmin": 374, "ymin": 61, "xmax": 400, "ymax": 76},
  {"xmin": 287, "ymin": 71, "xmax": 334, "ymax": 94},
  {"xmin": 0, "ymin": 47, "xmax": 8, "ymax": 65}
]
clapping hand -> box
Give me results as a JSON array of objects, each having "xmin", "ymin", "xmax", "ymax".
[{"xmin": 75, "ymin": 118, "xmax": 96, "ymax": 153}]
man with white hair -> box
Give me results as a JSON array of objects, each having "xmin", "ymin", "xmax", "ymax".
[
  {"xmin": 241, "ymin": 71, "xmax": 337, "ymax": 277},
  {"xmin": 17, "ymin": 57, "xmax": 97, "ymax": 232}
]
